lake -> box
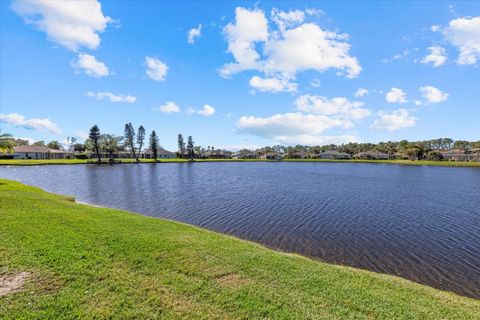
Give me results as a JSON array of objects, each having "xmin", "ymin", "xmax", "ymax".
[{"xmin": 1, "ymin": 162, "xmax": 479, "ymax": 298}]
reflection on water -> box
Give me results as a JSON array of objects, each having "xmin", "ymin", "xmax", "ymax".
[{"xmin": 1, "ymin": 162, "xmax": 479, "ymax": 298}]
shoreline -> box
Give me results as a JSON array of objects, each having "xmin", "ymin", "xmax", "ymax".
[
  {"xmin": 1, "ymin": 158, "xmax": 480, "ymax": 167},
  {"xmin": 1, "ymin": 178, "xmax": 479, "ymax": 318}
]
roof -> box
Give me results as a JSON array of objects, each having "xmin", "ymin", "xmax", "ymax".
[
  {"xmin": 13, "ymin": 146, "xmax": 73, "ymax": 153},
  {"xmin": 143, "ymin": 147, "xmax": 175, "ymax": 155}
]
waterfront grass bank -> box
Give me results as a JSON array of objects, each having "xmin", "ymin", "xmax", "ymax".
[{"xmin": 1, "ymin": 179, "xmax": 479, "ymax": 319}]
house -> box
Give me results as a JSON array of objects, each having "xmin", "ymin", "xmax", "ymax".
[
  {"xmin": 260, "ymin": 152, "xmax": 283, "ymax": 160},
  {"xmin": 316, "ymin": 150, "xmax": 351, "ymax": 160},
  {"xmin": 440, "ymin": 150, "xmax": 480, "ymax": 162},
  {"xmin": 12, "ymin": 146, "xmax": 74, "ymax": 159},
  {"xmin": 201, "ymin": 149, "xmax": 233, "ymax": 159},
  {"xmin": 142, "ymin": 147, "xmax": 176, "ymax": 159},
  {"xmin": 232, "ymin": 150, "xmax": 259, "ymax": 159},
  {"xmin": 354, "ymin": 151, "xmax": 389, "ymax": 160},
  {"xmin": 288, "ymin": 150, "xmax": 310, "ymax": 159}
]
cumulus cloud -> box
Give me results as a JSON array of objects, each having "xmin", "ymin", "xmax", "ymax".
[
  {"xmin": 295, "ymin": 94, "xmax": 370, "ymax": 120},
  {"xmin": 221, "ymin": 7, "xmax": 361, "ymax": 92},
  {"xmin": 11, "ymin": 0, "xmax": 112, "ymax": 52},
  {"xmin": 444, "ymin": 16, "xmax": 480, "ymax": 65},
  {"xmin": 385, "ymin": 87, "xmax": 407, "ymax": 104},
  {"xmin": 421, "ymin": 46, "xmax": 447, "ymax": 67},
  {"xmin": 196, "ymin": 104, "xmax": 216, "ymax": 116},
  {"xmin": 86, "ymin": 91, "xmax": 136, "ymax": 103},
  {"xmin": 187, "ymin": 104, "xmax": 216, "ymax": 116},
  {"xmin": 145, "ymin": 56, "xmax": 168, "ymax": 81},
  {"xmin": 72, "ymin": 53, "xmax": 109, "ymax": 77},
  {"xmin": 0, "ymin": 113, "xmax": 61, "ymax": 134},
  {"xmin": 155, "ymin": 101, "xmax": 180, "ymax": 113},
  {"xmin": 420, "ymin": 86, "xmax": 448, "ymax": 104},
  {"xmin": 187, "ymin": 24, "xmax": 202, "ymax": 44},
  {"xmin": 249, "ymin": 75, "xmax": 297, "ymax": 93},
  {"xmin": 354, "ymin": 88, "xmax": 369, "ymax": 98},
  {"xmin": 370, "ymin": 109, "xmax": 417, "ymax": 131},
  {"xmin": 237, "ymin": 112, "xmax": 356, "ymax": 145}
]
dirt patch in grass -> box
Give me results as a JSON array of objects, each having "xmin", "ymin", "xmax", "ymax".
[
  {"xmin": 0, "ymin": 272, "xmax": 30, "ymax": 297},
  {"xmin": 215, "ymin": 273, "xmax": 251, "ymax": 288}
]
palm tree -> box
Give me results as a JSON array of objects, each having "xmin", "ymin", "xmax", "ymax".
[{"xmin": 0, "ymin": 131, "xmax": 14, "ymax": 154}]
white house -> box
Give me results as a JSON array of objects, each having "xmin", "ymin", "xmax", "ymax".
[{"xmin": 12, "ymin": 146, "xmax": 74, "ymax": 159}]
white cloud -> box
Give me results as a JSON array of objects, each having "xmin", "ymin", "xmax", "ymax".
[
  {"xmin": 420, "ymin": 86, "xmax": 448, "ymax": 104},
  {"xmin": 310, "ymin": 78, "xmax": 321, "ymax": 87},
  {"xmin": 87, "ymin": 91, "xmax": 136, "ymax": 103},
  {"xmin": 421, "ymin": 46, "xmax": 447, "ymax": 67},
  {"xmin": 354, "ymin": 88, "xmax": 369, "ymax": 98},
  {"xmin": 385, "ymin": 87, "xmax": 407, "ymax": 104},
  {"xmin": 72, "ymin": 53, "xmax": 109, "ymax": 77},
  {"xmin": 249, "ymin": 75, "xmax": 297, "ymax": 93},
  {"xmin": 74, "ymin": 130, "xmax": 89, "ymax": 141},
  {"xmin": 156, "ymin": 101, "xmax": 180, "ymax": 113},
  {"xmin": 295, "ymin": 94, "xmax": 370, "ymax": 120},
  {"xmin": 236, "ymin": 112, "xmax": 356, "ymax": 145},
  {"xmin": 431, "ymin": 25, "xmax": 440, "ymax": 32},
  {"xmin": 0, "ymin": 113, "xmax": 61, "ymax": 134},
  {"xmin": 145, "ymin": 56, "xmax": 168, "ymax": 81},
  {"xmin": 370, "ymin": 109, "xmax": 417, "ymax": 131},
  {"xmin": 12, "ymin": 0, "xmax": 112, "ymax": 52},
  {"xmin": 221, "ymin": 7, "xmax": 361, "ymax": 91},
  {"xmin": 196, "ymin": 104, "xmax": 216, "ymax": 116},
  {"xmin": 187, "ymin": 104, "xmax": 216, "ymax": 116},
  {"xmin": 444, "ymin": 16, "xmax": 480, "ymax": 65},
  {"xmin": 271, "ymin": 8, "xmax": 305, "ymax": 32},
  {"xmin": 187, "ymin": 24, "xmax": 202, "ymax": 44},
  {"xmin": 414, "ymin": 100, "xmax": 423, "ymax": 106}
]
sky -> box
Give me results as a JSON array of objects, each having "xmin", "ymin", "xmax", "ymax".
[{"xmin": 0, "ymin": 0, "xmax": 479, "ymax": 151}]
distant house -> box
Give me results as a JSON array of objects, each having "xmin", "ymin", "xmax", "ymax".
[
  {"xmin": 316, "ymin": 150, "xmax": 351, "ymax": 160},
  {"xmin": 354, "ymin": 151, "xmax": 389, "ymax": 160},
  {"xmin": 440, "ymin": 150, "xmax": 480, "ymax": 162},
  {"xmin": 260, "ymin": 152, "xmax": 283, "ymax": 160},
  {"xmin": 142, "ymin": 147, "xmax": 176, "ymax": 159},
  {"xmin": 232, "ymin": 150, "xmax": 259, "ymax": 159},
  {"xmin": 12, "ymin": 146, "xmax": 74, "ymax": 159},
  {"xmin": 201, "ymin": 149, "xmax": 233, "ymax": 159},
  {"xmin": 289, "ymin": 150, "xmax": 309, "ymax": 159}
]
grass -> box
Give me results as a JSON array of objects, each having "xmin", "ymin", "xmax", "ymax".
[
  {"xmin": 1, "ymin": 179, "xmax": 479, "ymax": 319},
  {"xmin": 1, "ymin": 158, "xmax": 480, "ymax": 167}
]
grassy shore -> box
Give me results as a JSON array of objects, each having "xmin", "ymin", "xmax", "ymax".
[
  {"xmin": 1, "ymin": 179, "xmax": 479, "ymax": 319},
  {"xmin": 1, "ymin": 158, "xmax": 479, "ymax": 167}
]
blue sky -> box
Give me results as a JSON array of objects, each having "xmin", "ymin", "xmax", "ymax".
[{"xmin": 1, "ymin": 1, "xmax": 479, "ymax": 150}]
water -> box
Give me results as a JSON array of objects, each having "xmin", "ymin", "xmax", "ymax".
[{"xmin": 1, "ymin": 162, "xmax": 479, "ymax": 299}]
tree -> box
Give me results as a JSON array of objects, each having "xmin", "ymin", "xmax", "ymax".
[
  {"xmin": 32, "ymin": 141, "xmax": 46, "ymax": 147},
  {"xmin": 66, "ymin": 136, "xmax": 77, "ymax": 152},
  {"xmin": 177, "ymin": 134, "xmax": 185, "ymax": 158},
  {"xmin": 187, "ymin": 136, "xmax": 195, "ymax": 160},
  {"xmin": 124, "ymin": 123, "xmax": 137, "ymax": 161},
  {"xmin": 136, "ymin": 125, "xmax": 146, "ymax": 162},
  {"xmin": 89, "ymin": 125, "xmax": 101, "ymax": 162},
  {"xmin": 73, "ymin": 143, "xmax": 85, "ymax": 152},
  {"xmin": 149, "ymin": 130, "xmax": 159, "ymax": 161},
  {"xmin": 0, "ymin": 131, "xmax": 14, "ymax": 154},
  {"xmin": 47, "ymin": 140, "xmax": 62, "ymax": 150},
  {"xmin": 100, "ymin": 134, "xmax": 123, "ymax": 163}
]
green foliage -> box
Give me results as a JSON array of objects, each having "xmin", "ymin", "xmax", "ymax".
[
  {"xmin": 149, "ymin": 130, "xmax": 159, "ymax": 160},
  {"xmin": 89, "ymin": 125, "xmax": 101, "ymax": 162},
  {"xmin": 46, "ymin": 140, "xmax": 62, "ymax": 150},
  {"xmin": 124, "ymin": 123, "xmax": 137, "ymax": 160}
]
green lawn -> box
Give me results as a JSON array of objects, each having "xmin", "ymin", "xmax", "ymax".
[
  {"xmin": 1, "ymin": 179, "xmax": 479, "ymax": 319},
  {"xmin": 1, "ymin": 158, "xmax": 480, "ymax": 167}
]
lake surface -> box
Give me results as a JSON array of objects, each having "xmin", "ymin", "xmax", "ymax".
[{"xmin": 1, "ymin": 162, "xmax": 479, "ymax": 298}]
